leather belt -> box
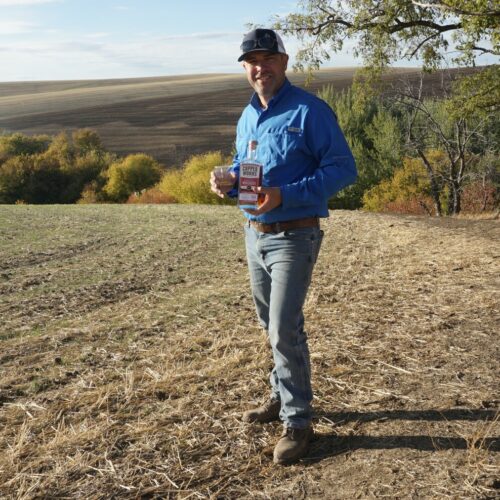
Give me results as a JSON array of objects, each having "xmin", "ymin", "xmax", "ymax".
[{"xmin": 249, "ymin": 217, "xmax": 319, "ymax": 234}]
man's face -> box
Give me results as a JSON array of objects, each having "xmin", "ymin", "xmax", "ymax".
[{"xmin": 242, "ymin": 51, "xmax": 288, "ymax": 103}]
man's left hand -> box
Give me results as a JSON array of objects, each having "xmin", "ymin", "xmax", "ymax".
[{"xmin": 244, "ymin": 186, "xmax": 282, "ymax": 215}]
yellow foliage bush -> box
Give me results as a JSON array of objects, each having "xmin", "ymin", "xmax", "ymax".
[
  {"xmin": 77, "ymin": 182, "xmax": 100, "ymax": 204},
  {"xmin": 0, "ymin": 133, "xmax": 50, "ymax": 162},
  {"xmin": 362, "ymin": 178, "xmax": 393, "ymax": 212},
  {"xmin": 104, "ymin": 153, "xmax": 163, "ymax": 202},
  {"xmin": 363, "ymin": 151, "xmax": 448, "ymax": 214},
  {"xmin": 126, "ymin": 187, "xmax": 175, "ymax": 204},
  {"xmin": 158, "ymin": 151, "xmax": 234, "ymax": 205}
]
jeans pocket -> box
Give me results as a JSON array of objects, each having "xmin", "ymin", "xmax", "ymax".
[
  {"xmin": 281, "ymin": 227, "xmax": 323, "ymax": 263},
  {"xmin": 283, "ymin": 227, "xmax": 318, "ymax": 241}
]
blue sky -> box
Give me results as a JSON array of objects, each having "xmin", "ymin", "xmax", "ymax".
[{"xmin": 0, "ymin": 0, "xmax": 364, "ymax": 82}]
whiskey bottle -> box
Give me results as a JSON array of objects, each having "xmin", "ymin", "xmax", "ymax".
[{"xmin": 238, "ymin": 140, "xmax": 263, "ymax": 210}]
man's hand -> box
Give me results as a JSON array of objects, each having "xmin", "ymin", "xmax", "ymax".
[
  {"xmin": 244, "ymin": 186, "xmax": 282, "ymax": 215},
  {"xmin": 210, "ymin": 170, "xmax": 237, "ymax": 198}
]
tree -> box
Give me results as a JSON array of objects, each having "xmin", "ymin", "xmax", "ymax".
[
  {"xmin": 103, "ymin": 154, "xmax": 163, "ymax": 202},
  {"xmin": 274, "ymin": 1, "xmax": 499, "ymax": 71},
  {"xmin": 0, "ymin": 133, "xmax": 50, "ymax": 163},
  {"xmin": 363, "ymin": 153, "xmax": 440, "ymax": 214},
  {"xmin": 0, "ymin": 130, "xmax": 115, "ymax": 203},
  {"xmin": 318, "ymin": 85, "xmax": 403, "ymax": 208},
  {"xmin": 62, "ymin": 150, "xmax": 113, "ymax": 203},
  {"xmin": 43, "ymin": 132, "xmax": 74, "ymax": 170},
  {"xmin": 398, "ymin": 76, "xmax": 498, "ymax": 215},
  {"xmin": 0, "ymin": 156, "xmax": 32, "ymax": 203},
  {"xmin": 72, "ymin": 129, "xmax": 103, "ymax": 155},
  {"xmin": 27, "ymin": 154, "xmax": 68, "ymax": 204},
  {"xmin": 274, "ymin": 1, "xmax": 499, "ymax": 111},
  {"xmin": 0, "ymin": 134, "xmax": 71, "ymax": 204},
  {"xmin": 363, "ymin": 149, "xmax": 498, "ymax": 214}
]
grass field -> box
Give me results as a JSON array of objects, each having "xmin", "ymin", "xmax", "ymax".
[{"xmin": 0, "ymin": 204, "xmax": 498, "ymax": 498}]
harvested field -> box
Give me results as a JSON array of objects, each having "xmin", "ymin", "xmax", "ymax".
[
  {"xmin": 0, "ymin": 205, "xmax": 498, "ymax": 499},
  {"xmin": 0, "ymin": 67, "xmax": 438, "ymax": 167}
]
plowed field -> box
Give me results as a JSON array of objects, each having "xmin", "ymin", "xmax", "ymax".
[{"xmin": 0, "ymin": 68, "xmax": 428, "ymax": 167}]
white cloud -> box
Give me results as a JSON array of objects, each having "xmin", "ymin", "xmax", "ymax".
[
  {"xmin": 0, "ymin": 30, "xmax": 361, "ymax": 82},
  {"xmin": 0, "ymin": 21, "xmax": 37, "ymax": 34},
  {"xmin": 0, "ymin": 34, "xmax": 242, "ymax": 81},
  {"xmin": 159, "ymin": 31, "xmax": 241, "ymax": 42},
  {"xmin": 84, "ymin": 33, "xmax": 110, "ymax": 39},
  {"xmin": 102, "ymin": 33, "xmax": 244, "ymax": 75},
  {"xmin": 0, "ymin": 0, "xmax": 60, "ymax": 5}
]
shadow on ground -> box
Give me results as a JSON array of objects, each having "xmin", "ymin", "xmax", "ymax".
[{"xmin": 306, "ymin": 409, "xmax": 499, "ymax": 463}]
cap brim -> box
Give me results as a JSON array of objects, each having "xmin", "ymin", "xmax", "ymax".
[{"xmin": 238, "ymin": 48, "xmax": 281, "ymax": 62}]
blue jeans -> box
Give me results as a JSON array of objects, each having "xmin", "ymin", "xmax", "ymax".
[{"xmin": 244, "ymin": 223, "xmax": 323, "ymax": 429}]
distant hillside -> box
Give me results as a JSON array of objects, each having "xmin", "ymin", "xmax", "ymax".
[{"xmin": 0, "ymin": 67, "xmax": 457, "ymax": 167}]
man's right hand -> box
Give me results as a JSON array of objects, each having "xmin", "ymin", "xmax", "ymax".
[{"xmin": 210, "ymin": 170, "xmax": 237, "ymax": 198}]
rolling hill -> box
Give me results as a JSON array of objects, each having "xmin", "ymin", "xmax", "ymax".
[{"xmin": 0, "ymin": 68, "xmax": 420, "ymax": 167}]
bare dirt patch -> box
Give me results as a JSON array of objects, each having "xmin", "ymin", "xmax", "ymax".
[{"xmin": 0, "ymin": 205, "xmax": 498, "ymax": 498}]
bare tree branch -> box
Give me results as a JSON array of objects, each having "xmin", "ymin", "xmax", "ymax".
[
  {"xmin": 284, "ymin": 13, "xmax": 462, "ymax": 37},
  {"xmin": 407, "ymin": 31, "xmax": 442, "ymax": 58},
  {"xmin": 389, "ymin": 18, "xmax": 462, "ymax": 34},
  {"xmin": 468, "ymin": 46, "xmax": 500, "ymax": 56}
]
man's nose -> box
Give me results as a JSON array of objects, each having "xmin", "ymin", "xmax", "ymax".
[{"xmin": 254, "ymin": 61, "xmax": 269, "ymax": 71}]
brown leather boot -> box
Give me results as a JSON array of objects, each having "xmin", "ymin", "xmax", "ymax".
[
  {"xmin": 242, "ymin": 398, "xmax": 281, "ymax": 423},
  {"xmin": 273, "ymin": 425, "xmax": 313, "ymax": 464}
]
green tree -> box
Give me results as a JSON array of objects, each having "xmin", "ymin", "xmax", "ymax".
[
  {"xmin": 26, "ymin": 154, "xmax": 68, "ymax": 204},
  {"xmin": 366, "ymin": 107, "xmax": 404, "ymax": 176},
  {"xmin": 275, "ymin": 1, "xmax": 499, "ymax": 70},
  {"xmin": 72, "ymin": 128, "xmax": 103, "ymax": 155},
  {"xmin": 62, "ymin": 150, "xmax": 113, "ymax": 203},
  {"xmin": 0, "ymin": 155, "xmax": 33, "ymax": 203},
  {"xmin": 274, "ymin": 1, "xmax": 499, "ymax": 111},
  {"xmin": 0, "ymin": 130, "xmax": 114, "ymax": 203},
  {"xmin": 318, "ymin": 85, "xmax": 403, "ymax": 208},
  {"xmin": 104, "ymin": 154, "xmax": 163, "ymax": 202},
  {"xmin": 42, "ymin": 132, "xmax": 75, "ymax": 170},
  {"xmin": 0, "ymin": 133, "xmax": 50, "ymax": 163},
  {"xmin": 0, "ymin": 137, "xmax": 69, "ymax": 204}
]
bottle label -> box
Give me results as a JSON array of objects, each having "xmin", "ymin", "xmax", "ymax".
[{"xmin": 238, "ymin": 162, "xmax": 262, "ymax": 208}]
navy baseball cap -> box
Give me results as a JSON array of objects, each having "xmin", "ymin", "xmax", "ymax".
[{"xmin": 238, "ymin": 28, "xmax": 287, "ymax": 62}]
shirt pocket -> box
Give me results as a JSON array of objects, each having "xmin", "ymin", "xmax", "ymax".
[{"xmin": 264, "ymin": 129, "xmax": 304, "ymax": 166}]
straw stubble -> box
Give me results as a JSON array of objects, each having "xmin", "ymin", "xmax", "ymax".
[{"xmin": 0, "ymin": 205, "xmax": 498, "ymax": 498}]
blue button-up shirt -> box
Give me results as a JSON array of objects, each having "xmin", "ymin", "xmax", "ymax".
[{"xmin": 230, "ymin": 78, "xmax": 357, "ymax": 223}]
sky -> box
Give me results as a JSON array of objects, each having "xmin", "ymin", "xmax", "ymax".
[{"xmin": 0, "ymin": 0, "xmax": 366, "ymax": 82}]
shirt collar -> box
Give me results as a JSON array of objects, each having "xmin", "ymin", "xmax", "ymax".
[{"xmin": 250, "ymin": 78, "xmax": 291, "ymax": 111}]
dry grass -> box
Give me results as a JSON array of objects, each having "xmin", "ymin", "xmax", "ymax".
[
  {"xmin": 0, "ymin": 205, "xmax": 498, "ymax": 499},
  {"xmin": 453, "ymin": 211, "xmax": 500, "ymax": 221}
]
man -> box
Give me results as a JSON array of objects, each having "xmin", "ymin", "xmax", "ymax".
[{"xmin": 210, "ymin": 28, "xmax": 357, "ymax": 464}]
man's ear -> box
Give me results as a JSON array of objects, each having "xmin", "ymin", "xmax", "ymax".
[{"xmin": 283, "ymin": 54, "xmax": 289, "ymax": 70}]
